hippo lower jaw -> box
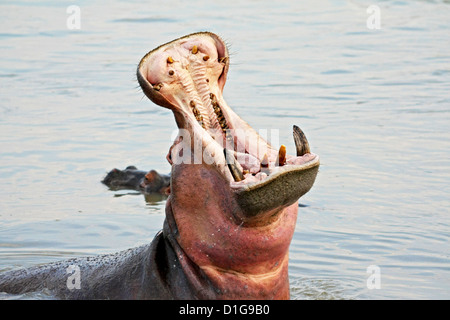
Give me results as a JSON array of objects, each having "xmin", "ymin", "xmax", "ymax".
[{"xmin": 137, "ymin": 32, "xmax": 320, "ymax": 223}]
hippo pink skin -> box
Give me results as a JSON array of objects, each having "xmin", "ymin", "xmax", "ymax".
[
  {"xmin": 0, "ymin": 32, "xmax": 319, "ymax": 299},
  {"xmin": 165, "ymin": 163, "xmax": 296, "ymax": 299}
]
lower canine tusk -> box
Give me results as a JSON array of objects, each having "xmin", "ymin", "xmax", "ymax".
[{"xmin": 293, "ymin": 125, "xmax": 311, "ymax": 156}]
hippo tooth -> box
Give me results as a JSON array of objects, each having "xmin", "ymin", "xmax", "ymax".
[
  {"xmin": 277, "ymin": 145, "xmax": 286, "ymax": 166},
  {"xmin": 167, "ymin": 56, "xmax": 174, "ymax": 64},
  {"xmin": 190, "ymin": 100, "xmax": 205, "ymax": 129},
  {"xmin": 153, "ymin": 83, "xmax": 163, "ymax": 91},
  {"xmin": 211, "ymin": 96, "xmax": 229, "ymax": 131},
  {"xmin": 293, "ymin": 125, "xmax": 310, "ymax": 156},
  {"xmin": 192, "ymin": 45, "xmax": 198, "ymax": 54},
  {"xmin": 224, "ymin": 148, "xmax": 244, "ymax": 182},
  {"xmin": 260, "ymin": 153, "xmax": 269, "ymax": 168},
  {"xmin": 210, "ymin": 93, "xmax": 217, "ymax": 104}
]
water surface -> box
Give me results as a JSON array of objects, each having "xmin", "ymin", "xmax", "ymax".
[{"xmin": 1, "ymin": 0, "xmax": 449, "ymax": 299}]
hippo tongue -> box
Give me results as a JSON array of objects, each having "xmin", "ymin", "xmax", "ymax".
[{"xmin": 137, "ymin": 32, "xmax": 319, "ymax": 220}]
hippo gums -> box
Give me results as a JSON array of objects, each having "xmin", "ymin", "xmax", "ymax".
[{"xmin": 0, "ymin": 32, "xmax": 319, "ymax": 299}]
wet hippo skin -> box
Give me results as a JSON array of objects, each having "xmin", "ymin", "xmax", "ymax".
[
  {"xmin": 102, "ymin": 166, "xmax": 170, "ymax": 195},
  {"xmin": 0, "ymin": 32, "xmax": 319, "ymax": 299}
]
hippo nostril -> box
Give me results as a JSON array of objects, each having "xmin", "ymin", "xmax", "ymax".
[
  {"xmin": 203, "ymin": 55, "xmax": 210, "ymax": 61},
  {"xmin": 169, "ymin": 70, "xmax": 175, "ymax": 76}
]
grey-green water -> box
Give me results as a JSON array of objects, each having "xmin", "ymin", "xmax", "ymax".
[{"xmin": 1, "ymin": 0, "xmax": 449, "ymax": 299}]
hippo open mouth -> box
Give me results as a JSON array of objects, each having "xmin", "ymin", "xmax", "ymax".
[{"xmin": 137, "ymin": 32, "xmax": 319, "ymax": 222}]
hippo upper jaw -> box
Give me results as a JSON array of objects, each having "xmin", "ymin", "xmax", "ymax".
[{"xmin": 137, "ymin": 32, "xmax": 319, "ymax": 223}]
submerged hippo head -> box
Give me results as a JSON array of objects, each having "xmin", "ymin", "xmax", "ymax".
[
  {"xmin": 137, "ymin": 32, "xmax": 319, "ymax": 299},
  {"xmin": 102, "ymin": 166, "xmax": 170, "ymax": 195},
  {"xmin": 101, "ymin": 166, "xmax": 146, "ymax": 190}
]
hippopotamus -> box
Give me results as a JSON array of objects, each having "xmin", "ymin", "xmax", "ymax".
[
  {"xmin": 102, "ymin": 166, "xmax": 170, "ymax": 195},
  {"xmin": 0, "ymin": 32, "xmax": 319, "ymax": 299}
]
